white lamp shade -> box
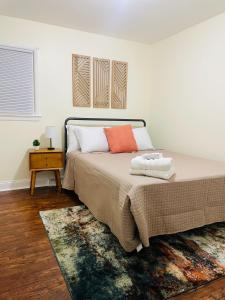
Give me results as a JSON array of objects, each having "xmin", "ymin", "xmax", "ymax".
[{"xmin": 45, "ymin": 126, "xmax": 56, "ymax": 139}]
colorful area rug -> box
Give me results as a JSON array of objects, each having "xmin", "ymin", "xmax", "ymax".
[{"xmin": 40, "ymin": 206, "xmax": 225, "ymax": 300}]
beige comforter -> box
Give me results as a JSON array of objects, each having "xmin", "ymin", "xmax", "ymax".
[{"xmin": 63, "ymin": 150, "xmax": 225, "ymax": 252}]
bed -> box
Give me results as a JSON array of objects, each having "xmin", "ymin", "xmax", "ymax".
[{"xmin": 63, "ymin": 117, "xmax": 225, "ymax": 252}]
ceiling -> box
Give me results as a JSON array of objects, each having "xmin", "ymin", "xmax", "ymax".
[{"xmin": 0, "ymin": 0, "xmax": 225, "ymax": 44}]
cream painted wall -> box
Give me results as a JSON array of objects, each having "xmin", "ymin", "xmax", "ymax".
[
  {"xmin": 150, "ymin": 12, "xmax": 225, "ymax": 161},
  {"xmin": 0, "ymin": 15, "xmax": 152, "ymax": 183},
  {"xmin": 2, "ymin": 11, "xmax": 225, "ymax": 186}
]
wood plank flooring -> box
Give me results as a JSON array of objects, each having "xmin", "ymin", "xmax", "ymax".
[
  {"xmin": 0, "ymin": 187, "xmax": 78, "ymax": 300},
  {"xmin": 0, "ymin": 187, "xmax": 225, "ymax": 300}
]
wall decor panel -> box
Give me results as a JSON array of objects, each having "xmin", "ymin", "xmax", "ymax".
[
  {"xmin": 93, "ymin": 58, "xmax": 110, "ymax": 108},
  {"xmin": 72, "ymin": 54, "xmax": 91, "ymax": 107},
  {"xmin": 111, "ymin": 60, "xmax": 128, "ymax": 109}
]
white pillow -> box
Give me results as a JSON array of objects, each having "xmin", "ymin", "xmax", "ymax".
[
  {"xmin": 66, "ymin": 125, "xmax": 80, "ymax": 153},
  {"xmin": 133, "ymin": 127, "xmax": 154, "ymax": 150},
  {"xmin": 76, "ymin": 127, "xmax": 109, "ymax": 153}
]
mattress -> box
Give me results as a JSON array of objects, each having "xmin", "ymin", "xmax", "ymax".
[{"xmin": 63, "ymin": 150, "xmax": 225, "ymax": 252}]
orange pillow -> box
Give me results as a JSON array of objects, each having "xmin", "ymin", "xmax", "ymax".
[{"xmin": 104, "ymin": 125, "xmax": 138, "ymax": 153}]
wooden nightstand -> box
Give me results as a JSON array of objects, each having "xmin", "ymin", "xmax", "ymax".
[{"xmin": 29, "ymin": 148, "xmax": 64, "ymax": 195}]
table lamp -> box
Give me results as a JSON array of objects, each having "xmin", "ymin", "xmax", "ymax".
[{"xmin": 45, "ymin": 126, "xmax": 56, "ymax": 150}]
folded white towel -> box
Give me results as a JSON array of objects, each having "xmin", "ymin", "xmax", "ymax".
[
  {"xmin": 130, "ymin": 167, "xmax": 175, "ymax": 180},
  {"xmin": 131, "ymin": 156, "xmax": 173, "ymax": 171},
  {"xmin": 141, "ymin": 153, "xmax": 163, "ymax": 160}
]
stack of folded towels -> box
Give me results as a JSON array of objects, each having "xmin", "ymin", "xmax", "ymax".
[{"xmin": 130, "ymin": 153, "xmax": 175, "ymax": 180}]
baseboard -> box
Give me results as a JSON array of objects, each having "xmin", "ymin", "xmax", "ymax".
[{"xmin": 0, "ymin": 177, "xmax": 56, "ymax": 192}]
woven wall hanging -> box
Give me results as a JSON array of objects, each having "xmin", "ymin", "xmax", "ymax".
[
  {"xmin": 93, "ymin": 58, "xmax": 110, "ymax": 108},
  {"xmin": 111, "ymin": 60, "xmax": 128, "ymax": 109},
  {"xmin": 72, "ymin": 54, "xmax": 91, "ymax": 107}
]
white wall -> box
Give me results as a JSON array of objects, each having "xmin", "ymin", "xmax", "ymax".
[
  {"xmin": 150, "ymin": 12, "xmax": 225, "ymax": 161},
  {"xmin": 0, "ymin": 15, "xmax": 152, "ymax": 185}
]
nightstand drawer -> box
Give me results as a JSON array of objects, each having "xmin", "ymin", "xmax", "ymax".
[
  {"xmin": 45, "ymin": 153, "xmax": 63, "ymax": 168},
  {"xmin": 29, "ymin": 152, "xmax": 64, "ymax": 170}
]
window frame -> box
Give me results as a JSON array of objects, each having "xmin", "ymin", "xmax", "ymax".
[{"xmin": 0, "ymin": 44, "xmax": 41, "ymax": 121}]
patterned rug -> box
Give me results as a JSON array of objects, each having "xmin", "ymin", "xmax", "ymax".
[{"xmin": 40, "ymin": 206, "xmax": 225, "ymax": 300}]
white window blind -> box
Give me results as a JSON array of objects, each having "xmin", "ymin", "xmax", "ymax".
[{"xmin": 0, "ymin": 45, "xmax": 37, "ymax": 118}]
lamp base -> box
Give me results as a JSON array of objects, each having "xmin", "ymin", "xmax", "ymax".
[{"xmin": 48, "ymin": 138, "xmax": 55, "ymax": 150}]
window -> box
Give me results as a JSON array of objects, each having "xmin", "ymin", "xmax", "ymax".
[{"xmin": 0, "ymin": 45, "xmax": 40, "ymax": 119}]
